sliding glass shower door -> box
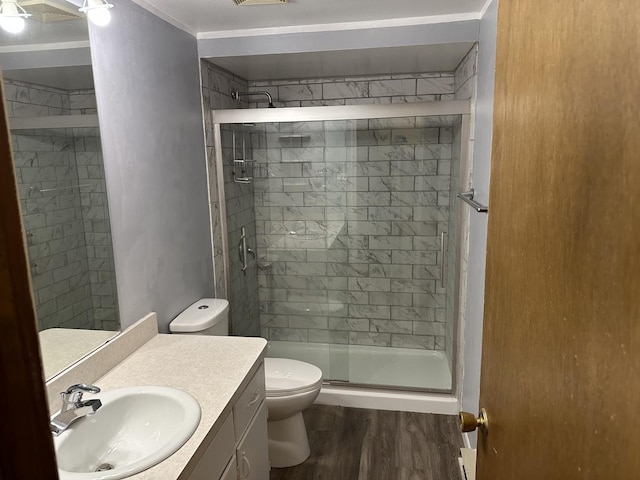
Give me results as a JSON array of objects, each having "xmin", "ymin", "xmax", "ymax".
[{"xmin": 217, "ymin": 104, "xmax": 467, "ymax": 392}]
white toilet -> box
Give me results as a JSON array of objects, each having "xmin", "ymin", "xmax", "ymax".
[
  {"xmin": 263, "ymin": 357, "xmax": 322, "ymax": 468},
  {"xmin": 169, "ymin": 298, "xmax": 323, "ymax": 468}
]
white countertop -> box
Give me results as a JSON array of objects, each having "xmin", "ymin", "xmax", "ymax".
[{"xmin": 91, "ymin": 334, "xmax": 267, "ymax": 479}]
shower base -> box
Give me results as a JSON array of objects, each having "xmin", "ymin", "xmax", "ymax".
[{"xmin": 266, "ymin": 341, "xmax": 457, "ymax": 414}]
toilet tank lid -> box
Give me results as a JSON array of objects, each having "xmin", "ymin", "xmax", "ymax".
[{"xmin": 169, "ymin": 298, "xmax": 229, "ymax": 333}]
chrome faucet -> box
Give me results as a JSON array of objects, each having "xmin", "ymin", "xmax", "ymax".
[{"xmin": 50, "ymin": 384, "xmax": 102, "ymax": 436}]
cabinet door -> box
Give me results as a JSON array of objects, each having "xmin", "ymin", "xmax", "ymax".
[
  {"xmin": 236, "ymin": 401, "xmax": 269, "ymax": 480},
  {"xmin": 221, "ymin": 455, "xmax": 238, "ymax": 480},
  {"xmin": 188, "ymin": 414, "xmax": 235, "ymax": 480}
]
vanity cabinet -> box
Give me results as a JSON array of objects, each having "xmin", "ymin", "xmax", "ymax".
[{"xmin": 188, "ymin": 363, "xmax": 269, "ymax": 480}]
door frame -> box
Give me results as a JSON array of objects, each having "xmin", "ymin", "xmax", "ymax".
[{"xmin": 0, "ymin": 80, "xmax": 59, "ymax": 478}]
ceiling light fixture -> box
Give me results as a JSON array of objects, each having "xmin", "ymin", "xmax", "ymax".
[
  {"xmin": 0, "ymin": 0, "xmax": 31, "ymax": 34},
  {"xmin": 79, "ymin": 0, "xmax": 112, "ymax": 26},
  {"xmin": 232, "ymin": 0, "xmax": 287, "ymax": 5}
]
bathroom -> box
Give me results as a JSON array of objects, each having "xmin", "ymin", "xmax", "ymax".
[
  {"xmin": 2, "ymin": 0, "xmax": 635, "ymax": 479},
  {"xmin": 0, "ymin": 2, "xmax": 492, "ymax": 478}
]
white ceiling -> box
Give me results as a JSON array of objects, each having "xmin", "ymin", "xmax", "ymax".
[
  {"xmin": 209, "ymin": 43, "xmax": 474, "ymax": 81},
  {"xmin": 133, "ymin": 0, "xmax": 487, "ymax": 35}
]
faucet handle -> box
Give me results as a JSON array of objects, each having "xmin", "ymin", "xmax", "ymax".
[
  {"xmin": 61, "ymin": 384, "xmax": 100, "ymax": 408},
  {"xmin": 63, "ymin": 383, "xmax": 100, "ymax": 395}
]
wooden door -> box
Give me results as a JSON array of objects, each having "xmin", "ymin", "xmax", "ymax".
[
  {"xmin": 0, "ymin": 81, "xmax": 59, "ymax": 477},
  {"xmin": 477, "ymin": 1, "xmax": 640, "ymax": 479}
]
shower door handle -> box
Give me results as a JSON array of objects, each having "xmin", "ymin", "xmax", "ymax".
[
  {"xmin": 440, "ymin": 232, "xmax": 448, "ymax": 289},
  {"xmin": 239, "ymin": 227, "xmax": 248, "ymax": 272},
  {"xmin": 238, "ymin": 227, "xmax": 256, "ymax": 274}
]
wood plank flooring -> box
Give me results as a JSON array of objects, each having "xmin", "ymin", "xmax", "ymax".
[{"xmin": 270, "ymin": 405, "xmax": 463, "ymax": 480}]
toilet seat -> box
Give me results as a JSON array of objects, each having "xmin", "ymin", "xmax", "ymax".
[{"xmin": 264, "ymin": 358, "xmax": 323, "ymax": 398}]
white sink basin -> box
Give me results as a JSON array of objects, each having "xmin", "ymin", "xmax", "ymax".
[{"xmin": 54, "ymin": 386, "xmax": 201, "ymax": 479}]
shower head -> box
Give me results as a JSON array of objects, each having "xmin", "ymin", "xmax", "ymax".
[{"xmin": 231, "ymin": 90, "xmax": 275, "ymax": 108}]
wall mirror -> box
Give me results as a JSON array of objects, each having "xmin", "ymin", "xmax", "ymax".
[{"xmin": 0, "ymin": 0, "xmax": 121, "ymax": 380}]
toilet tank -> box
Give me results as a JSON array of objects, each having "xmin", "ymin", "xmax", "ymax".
[{"xmin": 169, "ymin": 298, "xmax": 229, "ymax": 336}]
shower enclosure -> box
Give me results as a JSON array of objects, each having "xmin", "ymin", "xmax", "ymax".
[{"xmin": 212, "ymin": 102, "xmax": 470, "ymax": 394}]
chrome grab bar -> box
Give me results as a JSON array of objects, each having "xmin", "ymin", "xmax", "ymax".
[
  {"xmin": 238, "ymin": 227, "xmax": 255, "ymax": 275},
  {"xmin": 238, "ymin": 227, "xmax": 247, "ymax": 272},
  {"xmin": 457, "ymin": 189, "xmax": 488, "ymax": 213},
  {"xmin": 440, "ymin": 232, "xmax": 447, "ymax": 289}
]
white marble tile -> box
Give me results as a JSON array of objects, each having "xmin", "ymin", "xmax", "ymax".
[
  {"xmin": 413, "ymin": 322, "xmax": 446, "ymax": 336},
  {"xmin": 368, "ymin": 206, "xmax": 413, "ymax": 221},
  {"xmin": 278, "ymin": 83, "xmax": 322, "ymax": 101},
  {"xmin": 416, "ymin": 76, "xmax": 455, "ymax": 95},
  {"xmin": 369, "ymin": 235, "xmax": 413, "ymax": 250},
  {"xmin": 369, "ymin": 176, "xmax": 415, "ymax": 192},
  {"xmin": 391, "ymin": 160, "xmax": 438, "ymax": 176},
  {"xmin": 368, "ymin": 79, "xmax": 417, "ymax": 97},
  {"xmin": 369, "ymin": 145, "xmax": 415, "ymax": 161},
  {"xmin": 370, "ymin": 319, "xmax": 413, "ymax": 334},
  {"xmin": 348, "ymin": 277, "xmax": 391, "ymax": 293},
  {"xmin": 349, "ymin": 249, "xmax": 392, "ymax": 264},
  {"xmin": 349, "ymin": 331, "xmax": 391, "ymax": 346},
  {"xmin": 322, "ymin": 81, "xmax": 369, "ymax": 99},
  {"xmin": 369, "ymin": 264, "xmax": 413, "ymax": 279},
  {"xmin": 391, "ymin": 191, "xmax": 439, "ymax": 207}
]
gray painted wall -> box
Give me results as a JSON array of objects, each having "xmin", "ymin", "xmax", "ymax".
[
  {"xmin": 462, "ymin": 0, "xmax": 497, "ymax": 447},
  {"xmin": 89, "ymin": 0, "xmax": 213, "ymax": 331}
]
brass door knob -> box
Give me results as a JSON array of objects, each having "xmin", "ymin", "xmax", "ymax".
[{"xmin": 459, "ymin": 408, "xmax": 489, "ymax": 435}]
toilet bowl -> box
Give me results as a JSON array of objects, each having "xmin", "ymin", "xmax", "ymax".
[{"xmin": 264, "ymin": 357, "xmax": 322, "ymax": 468}]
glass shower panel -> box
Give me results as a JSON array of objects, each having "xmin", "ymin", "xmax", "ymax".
[
  {"xmin": 250, "ymin": 120, "xmax": 355, "ymax": 382},
  {"xmin": 222, "ymin": 112, "xmax": 461, "ymax": 392},
  {"xmin": 335, "ymin": 114, "xmax": 458, "ymax": 391}
]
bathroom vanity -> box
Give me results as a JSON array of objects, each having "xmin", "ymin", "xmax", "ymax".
[
  {"xmin": 188, "ymin": 364, "xmax": 268, "ymax": 480},
  {"xmin": 46, "ymin": 314, "xmax": 269, "ymax": 480}
]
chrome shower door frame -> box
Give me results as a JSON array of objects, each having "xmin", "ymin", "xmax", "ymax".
[{"xmin": 212, "ymin": 101, "xmax": 473, "ymax": 395}]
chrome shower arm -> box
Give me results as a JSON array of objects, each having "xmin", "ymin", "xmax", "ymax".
[{"xmin": 231, "ymin": 90, "xmax": 275, "ymax": 108}]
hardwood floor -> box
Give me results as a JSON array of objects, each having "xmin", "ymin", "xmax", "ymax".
[{"xmin": 270, "ymin": 405, "xmax": 463, "ymax": 480}]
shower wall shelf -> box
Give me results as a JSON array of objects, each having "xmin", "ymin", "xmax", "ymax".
[
  {"xmin": 278, "ymin": 135, "xmax": 311, "ymax": 140},
  {"xmin": 233, "ymin": 159, "xmax": 254, "ymax": 184},
  {"xmin": 232, "ymin": 129, "xmax": 254, "ymax": 184},
  {"xmin": 30, "ymin": 183, "xmax": 96, "ymax": 194},
  {"xmin": 9, "ymin": 114, "xmax": 99, "ymax": 131},
  {"xmin": 278, "ymin": 134, "xmax": 311, "ymax": 151}
]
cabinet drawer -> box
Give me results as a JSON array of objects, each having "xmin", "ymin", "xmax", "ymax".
[
  {"xmin": 233, "ymin": 363, "xmax": 265, "ymax": 440},
  {"xmin": 188, "ymin": 414, "xmax": 234, "ymax": 480}
]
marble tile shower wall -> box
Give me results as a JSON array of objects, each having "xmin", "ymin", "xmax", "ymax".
[
  {"xmin": 74, "ymin": 127, "xmax": 119, "ymax": 330},
  {"xmin": 5, "ymin": 79, "xmax": 118, "ymax": 330},
  {"xmin": 242, "ymin": 72, "xmax": 456, "ymax": 350},
  {"xmin": 201, "ymin": 60, "xmax": 261, "ymax": 336},
  {"xmin": 247, "ymin": 73, "xmax": 454, "ymax": 108},
  {"xmin": 252, "ymin": 115, "xmax": 455, "ymax": 350}
]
